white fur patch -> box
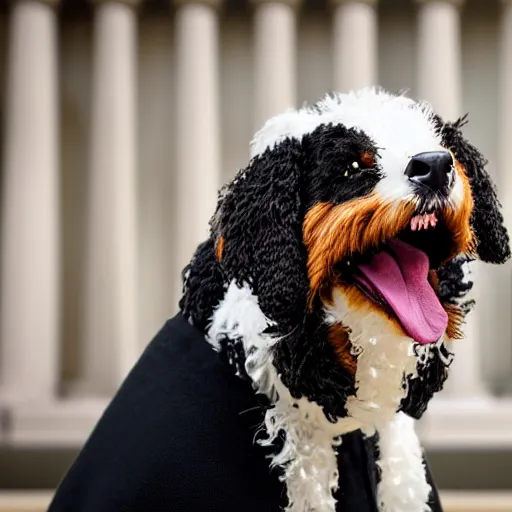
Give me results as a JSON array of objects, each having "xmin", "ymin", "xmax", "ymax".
[
  {"xmin": 260, "ymin": 387, "xmax": 341, "ymax": 512},
  {"xmin": 377, "ymin": 412, "xmax": 432, "ymax": 512},
  {"xmin": 324, "ymin": 288, "xmax": 418, "ymax": 433},
  {"xmin": 325, "ymin": 287, "xmax": 436, "ymax": 512},
  {"xmin": 250, "ymin": 87, "xmax": 461, "ymax": 208}
]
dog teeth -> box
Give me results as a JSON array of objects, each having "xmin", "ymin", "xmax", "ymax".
[{"xmin": 410, "ymin": 212, "xmax": 438, "ymax": 231}]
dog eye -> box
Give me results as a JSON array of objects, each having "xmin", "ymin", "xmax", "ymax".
[
  {"xmin": 344, "ymin": 161, "xmax": 360, "ymax": 177},
  {"xmin": 344, "ymin": 153, "xmax": 377, "ymax": 177}
]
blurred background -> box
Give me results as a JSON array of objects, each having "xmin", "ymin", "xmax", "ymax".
[{"xmin": 0, "ymin": 0, "xmax": 512, "ymax": 510}]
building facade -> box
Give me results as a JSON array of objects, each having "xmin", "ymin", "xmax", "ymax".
[{"xmin": 0, "ymin": 0, "xmax": 512, "ymax": 490}]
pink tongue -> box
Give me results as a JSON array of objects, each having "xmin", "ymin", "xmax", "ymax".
[{"xmin": 354, "ymin": 239, "xmax": 448, "ymax": 344}]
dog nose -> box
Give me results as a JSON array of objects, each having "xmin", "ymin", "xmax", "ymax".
[{"xmin": 405, "ymin": 151, "xmax": 454, "ymax": 192}]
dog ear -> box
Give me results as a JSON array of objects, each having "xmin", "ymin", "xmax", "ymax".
[
  {"xmin": 214, "ymin": 138, "xmax": 309, "ymax": 334},
  {"xmin": 437, "ymin": 116, "xmax": 511, "ymax": 264}
]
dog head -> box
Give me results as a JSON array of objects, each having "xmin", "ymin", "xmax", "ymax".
[{"xmin": 180, "ymin": 88, "xmax": 510, "ymax": 423}]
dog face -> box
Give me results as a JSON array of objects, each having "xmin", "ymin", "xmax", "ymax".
[
  {"xmin": 300, "ymin": 116, "xmax": 473, "ymax": 336},
  {"xmin": 181, "ymin": 88, "xmax": 510, "ymax": 422}
]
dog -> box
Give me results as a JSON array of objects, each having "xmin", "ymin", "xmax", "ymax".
[
  {"xmin": 49, "ymin": 88, "xmax": 510, "ymax": 512},
  {"xmin": 180, "ymin": 88, "xmax": 510, "ymax": 511}
]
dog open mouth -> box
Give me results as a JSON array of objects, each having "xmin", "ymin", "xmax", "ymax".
[{"xmin": 347, "ymin": 211, "xmax": 453, "ymax": 345}]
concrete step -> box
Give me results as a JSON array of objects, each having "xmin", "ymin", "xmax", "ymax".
[{"xmin": 1, "ymin": 491, "xmax": 512, "ymax": 512}]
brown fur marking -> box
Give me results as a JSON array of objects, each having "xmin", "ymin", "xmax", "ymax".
[
  {"xmin": 216, "ymin": 236, "xmax": 225, "ymax": 262},
  {"xmin": 303, "ymin": 195, "xmax": 416, "ymax": 306},
  {"xmin": 327, "ymin": 323, "xmax": 357, "ymax": 375}
]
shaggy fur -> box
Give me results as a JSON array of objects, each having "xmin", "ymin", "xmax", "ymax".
[{"xmin": 180, "ymin": 88, "xmax": 510, "ymax": 512}]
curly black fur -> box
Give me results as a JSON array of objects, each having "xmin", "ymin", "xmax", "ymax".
[
  {"xmin": 301, "ymin": 123, "xmax": 382, "ymax": 209},
  {"xmin": 271, "ymin": 312, "xmax": 356, "ymax": 422},
  {"xmin": 218, "ymin": 335, "xmax": 250, "ymax": 381},
  {"xmin": 400, "ymin": 342, "xmax": 454, "ymax": 419},
  {"xmin": 179, "ymin": 239, "xmax": 225, "ymax": 332},
  {"xmin": 214, "ymin": 139, "xmax": 309, "ymax": 334},
  {"xmin": 437, "ymin": 255, "xmax": 475, "ymax": 312}
]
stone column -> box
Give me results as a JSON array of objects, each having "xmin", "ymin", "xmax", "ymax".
[
  {"xmin": 416, "ymin": 0, "xmax": 464, "ymax": 121},
  {"xmin": 252, "ymin": 0, "xmax": 299, "ymax": 129},
  {"xmin": 332, "ymin": 0, "xmax": 378, "ymax": 93},
  {"xmin": 172, "ymin": 0, "xmax": 222, "ymax": 306},
  {"xmin": 0, "ymin": 0, "xmax": 60, "ymax": 403},
  {"xmin": 81, "ymin": 0, "xmax": 140, "ymax": 395}
]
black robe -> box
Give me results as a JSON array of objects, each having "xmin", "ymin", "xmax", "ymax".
[{"xmin": 48, "ymin": 313, "xmax": 443, "ymax": 512}]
